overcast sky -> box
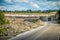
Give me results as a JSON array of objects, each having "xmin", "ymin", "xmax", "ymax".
[{"xmin": 0, "ymin": 0, "xmax": 60, "ymax": 11}]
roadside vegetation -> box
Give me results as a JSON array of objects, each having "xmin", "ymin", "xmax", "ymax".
[
  {"xmin": 0, "ymin": 10, "xmax": 10, "ymax": 36},
  {"xmin": 57, "ymin": 9, "xmax": 60, "ymax": 24},
  {"xmin": 0, "ymin": 11, "xmax": 9, "ymax": 25}
]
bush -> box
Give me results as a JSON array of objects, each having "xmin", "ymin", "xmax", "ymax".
[
  {"xmin": 0, "ymin": 11, "xmax": 9, "ymax": 25},
  {"xmin": 0, "ymin": 11, "xmax": 10, "ymax": 36},
  {"xmin": 0, "ymin": 27, "xmax": 7, "ymax": 36},
  {"xmin": 32, "ymin": 19, "xmax": 39, "ymax": 23}
]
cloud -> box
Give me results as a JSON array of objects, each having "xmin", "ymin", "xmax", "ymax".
[
  {"xmin": 5, "ymin": 0, "xmax": 12, "ymax": 3},
  {"xmin": 0, "ymin": 6, "xmax": 7, "ymax": 10},
  {"xmin": 57, "ymin": 2, "xmax": 60, "ymax": 9},
  {"xmin": 4, "ymin": 0, "xmax": 29, "ymax": 4},
  {"xmin": 16, "ymin": 0, "xmax": 29, "ymax": 3},
  {"xmin": 30, "ymin": 2, "xmax": 39, "ymax": 8},
  {"xmin": 9, "ymin": 0, "xmax": 29, "ymax": 3},
  {"xmin": 34, "ymin": 1, "xmax": 59, "ymax": 10},
  {"xmin": 0, "ymin": 0, "xmax": 60, "ymax": 10},
  {"xmin": 12, "ymin": 4, "xmax": 27, "ymax": 10},
  {"xmin": 33, "ymin": 3, "xmax": 39, "ymax": 8},
  {"xmin": 0, "ymin": 4, "xmax": 28, "ymax": 11}
]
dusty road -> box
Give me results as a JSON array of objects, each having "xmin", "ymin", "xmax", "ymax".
[{"xmin": 9, "ymin": 22, "xmax": 60, "ymax": 40}]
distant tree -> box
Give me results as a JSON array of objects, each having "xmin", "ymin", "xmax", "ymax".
[{"xmin": 27, "ymin": 10, "xmax": 32, "ymax": 13}]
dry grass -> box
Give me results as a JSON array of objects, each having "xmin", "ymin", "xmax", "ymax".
[{"xmin": 8, "ymin": 18, "xmax": 44, "ymax": 34}]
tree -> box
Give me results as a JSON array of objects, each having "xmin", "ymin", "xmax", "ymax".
[
  {"xmin": 57, "ymin": 9, "xmax": 60, "ymax": 24},
  {"xmin": 57, "ymin": 10, "xmax": 60, "ymax": 20},
  {"xmin": 26, "ymin": 10, "xmax": 32, "ymax": 13}
]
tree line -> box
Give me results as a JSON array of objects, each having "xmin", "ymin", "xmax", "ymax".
[{"xmin": 0, "ymin": 10, "xmax": 57, "ymax": 13}]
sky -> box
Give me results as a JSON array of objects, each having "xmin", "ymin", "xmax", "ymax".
[{"xmin": 0, "ymin": 0, "xmax": 60, "ymax": 11}]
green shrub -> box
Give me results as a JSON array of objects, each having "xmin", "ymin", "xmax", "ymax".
[
  {"xmin": 0, "ymin": 11, "xmax": 10, "ymax": 25},
  {"xmin": 0, "ymin": 27, "xmax": 7, "ymax": 36},
  {"xmin": 32, "ymin": 19, "xmax": 39, "ymax": 23},
  {"xmin": 0, "ymin": 11, "xmax": 10, "ymax": 36}
]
